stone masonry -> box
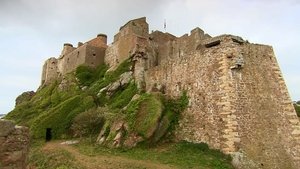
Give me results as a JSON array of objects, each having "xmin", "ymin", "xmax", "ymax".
[
  {"xmin": 0, "ymin": 120, "xmax": 30, "ymax": 169},
  {"xmin": 41, "ymin": 17, "xmax": 300, "ymax": 168},
  {"xmin": 41, "ymin": 34, "xmax": 107, "ymax": 85}
]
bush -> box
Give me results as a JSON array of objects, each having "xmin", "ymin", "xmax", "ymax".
[
  {"xmin": 71, "ymin": 107, "xmax": 108, "ymax": 137},
  {"xmin": 75, "ymin": 64, "xmax": 108, "ymax": 86}
]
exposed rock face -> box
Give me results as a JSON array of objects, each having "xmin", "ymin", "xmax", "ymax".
[
  {"xmin": 98, "ymin": 71, "xmax": 133, "ymax": 97},
  {"xmin": 0, "ymin": 120, "xmax": 30, "ymax": 169}
]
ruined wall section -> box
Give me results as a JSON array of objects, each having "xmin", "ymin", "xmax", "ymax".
[{"xmin": 105, "ymin": 17, "xmax": 149, "ymax": 70}]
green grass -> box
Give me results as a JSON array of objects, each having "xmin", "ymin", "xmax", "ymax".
[
  {"xmin": 29, "ymin": 140, "xmax": 82, "ymax": 169},
  {"xmin": 109, "ymin": 82, "xmax": 138, "ymax": 109},
  {"xmin": 134, "ymin": 94, "xmax": 162, "ymax": 138},
  {"xmin": 76, "ymin": 139, "xmax": 233, "ymax": 169},
  {"xmin": 124, "ymin": 92, "xmax": 189, "ymax": 142},
  {"xmin": 89, "ymin": 59, "xmax": 132, "ymax": 93},
  {"xmin": 31, "ymin": 95, "xmax": 95, "ymax": 139},
  {"xmin": 162, "ymin": 91, "xmax": 189, "ymax": 133}
]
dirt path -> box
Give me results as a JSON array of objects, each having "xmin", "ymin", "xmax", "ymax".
[{"xmin": 42, "ymin": 141, "xmax": 175, "ymax": 169}]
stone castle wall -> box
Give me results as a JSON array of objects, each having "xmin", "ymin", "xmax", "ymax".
[
  {"xmin": 41, "ymin": 35, "xmax": 107, "ymax": 85},
  {"xmin": 143, "ymin": 35, "xmax": 300, "ymax": 168}
]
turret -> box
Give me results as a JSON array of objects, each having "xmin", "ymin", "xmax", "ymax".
[
  {"xmin": 86, "ymin": 34, "xmax": 108, "ymax": 48},
  {"xmin": 97, "ymin": 34, "xmax": 107, "ymax": 45}
]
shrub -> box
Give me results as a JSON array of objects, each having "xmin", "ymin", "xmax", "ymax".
[
  {"xmin": 75, "ymin": 64, "xmax": 108, "ymax": 86},
  {"xmin": 71, "ymin": 107, "xmax": 108, "ymax": 137}
]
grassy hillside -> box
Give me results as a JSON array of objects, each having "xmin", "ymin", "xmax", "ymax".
[{"xmin": 6, "ymin": 60, "xmax": 234, "ymax": 168}]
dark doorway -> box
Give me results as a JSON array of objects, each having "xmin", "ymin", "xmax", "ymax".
[{"xmin": 46, "ymin": 128, "xmax": 52, "ymax": 141}]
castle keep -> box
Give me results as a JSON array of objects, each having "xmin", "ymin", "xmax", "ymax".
[{"xmin": 41, "ymin": 17, "xmax": 300, "ymax": 168}]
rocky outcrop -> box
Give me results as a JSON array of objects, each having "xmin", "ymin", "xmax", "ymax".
[
  {"xmin": 0, "ymin": 120, "xmax": 30, "ymax": 169},
  {"xmin": 97, "ymin": 71, "xmax": 133, "ymax": 97},
  {"xmin": 96, "ymin": 93, "xmax": 173, "ymax": 148},
  {"xmin": 15, "ymin": 91, "xmax": 35, "ymax": 106}
]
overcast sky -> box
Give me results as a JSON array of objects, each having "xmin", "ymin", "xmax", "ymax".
[{"xmin": 0, "ymin": 0, "xmax": 299, "ymax": 114}]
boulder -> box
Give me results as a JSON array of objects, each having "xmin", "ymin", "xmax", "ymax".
[
  {"xmin": 0, "ymin": 120, "xmax": 29, "ymax": 169},
  {"xmin": 119, "ymin": 72, "xmax": 132, "ymax": 86},
  {"xmin": 0, "ymin": 120, "xmax": 15, "ymax": 137},
  {"xmin": 104, "ymin": 71, "xmax": 133, "ymax": 96},
  {"xmin": 123, "ymin": 133, "xmax": 144, "ymax": 148}
]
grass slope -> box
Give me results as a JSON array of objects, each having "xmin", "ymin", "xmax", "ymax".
[{"xmin": 76, "ymin": 139, "xmax": 233, "ymax": 169}]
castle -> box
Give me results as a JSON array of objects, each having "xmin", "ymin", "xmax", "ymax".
[{"xmin": 41, "ymin": 17, "xmax": 300, "ymax": 168}]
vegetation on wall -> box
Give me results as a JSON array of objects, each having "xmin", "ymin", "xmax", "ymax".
[{"xmin": 294, "ymin": 102, "xmax": 300, "ymax": 117}]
